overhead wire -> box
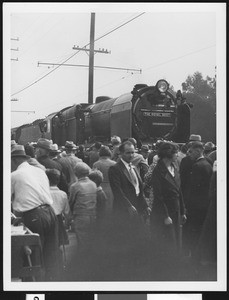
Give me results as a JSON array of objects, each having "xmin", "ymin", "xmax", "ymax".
[
  {"xmin": 42, "ymin": 43, "xmax": 216, "ymax": 110},
  {"xmin": 93, "ymin": 45, "xmax": 216, "ymax": 94},
  {"xmin": 18, "ymin": 15, "xmax": 49, "ymax": 43},
  {"xmin": 143, "ymin": 44, "xmax": 216, "ymax": 72},
  {"xmin": 11, "ymin": 12, "xmax": 146, "ymax": 97},
  {"xmin": 94, "ymin": 12, "xmax": 145, "ymax": 43},
  {"xmin": 19, "ymin": 15, "xmax": 66, "ymax": 58}
]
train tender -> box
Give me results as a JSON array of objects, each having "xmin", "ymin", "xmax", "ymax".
[{"xmin": 11, "ymin": 80, "xmax": 190, "ymax": 146}]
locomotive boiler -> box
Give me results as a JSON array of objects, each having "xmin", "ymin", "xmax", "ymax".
[
  {"xmin": 11, "ymin": 79, "xmax": 191, "ymax": 146},
  {"xmin": 83, "ymin": 79, "xmax": 188, "ymax": 145}
]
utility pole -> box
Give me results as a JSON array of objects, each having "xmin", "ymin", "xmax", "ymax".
[
  {"xmin": 38, "ymin": 13, "xmax": 142, "ymax": 104},
  {"xmin": 88, "ymin": 12, "xmax": 95, "ymax": 104},
  {"xmin": 72, "ymin": 13, "xmax": 111, "ymax": 104}
]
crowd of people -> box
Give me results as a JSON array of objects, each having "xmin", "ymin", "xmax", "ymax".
[{"xmin": 10, "ymin": 133, "xmax": 217, "ymax": 281}]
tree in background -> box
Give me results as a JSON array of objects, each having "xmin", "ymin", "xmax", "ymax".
[{"xmin": 181, "ymin": 71, "xmax": 216, "ymax": 143}]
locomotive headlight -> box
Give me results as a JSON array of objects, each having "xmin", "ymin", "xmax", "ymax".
[{"xmin": 156, "ymin": 79, "xmax": 169, "ymax": 93}]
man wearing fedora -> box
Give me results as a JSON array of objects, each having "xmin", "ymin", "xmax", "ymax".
[
  {"xmin": 11, "ymin": 145, "xmax": 60, "ymax": 280},
  {"xmin": 184, "ymin": 141, "xmax": 213, "ymax": 259},
  {"xmin": 58, "ymin": 141, "xmax": 82, "ymax": 187},
  {"xmin": 180, "ymin": 134, "xmax": 202, "ymax": 200},
  {"xmin": 35, "ymin": 138, "xmax": 68, "ymax": 193},
  {"xmin": 49, "ymin": 143, "xmax": 62, "ymax": 161}
]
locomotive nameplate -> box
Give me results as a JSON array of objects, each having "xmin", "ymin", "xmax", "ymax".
[
  {"xmin": 143, "ymin": 112, "xmax": 171, "ymax": 117},
  {"xmin": 152, "ymin": 122, "xmax": 174, "ymax": 126}
]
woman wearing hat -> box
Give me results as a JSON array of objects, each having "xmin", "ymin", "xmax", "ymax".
[{"xmin": 149, "ymin": 142, "xmax": 187, "ymax": 259}]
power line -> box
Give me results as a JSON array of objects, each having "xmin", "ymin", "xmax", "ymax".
[
  {"xmin": 41, "ymin": 43, "xmax": 216, "ymax": 111},
  {"xmin": 94, "ymin": 13, "xmax": 145, "ymax": 42},
  {"xmin": 94, "ymin": 46, "xmax": 216, "ymax": 92},
  {"xmin": 19, "ymin": 15, "xmax": 66, "ymax": 58},
  {"xmin": 11, "ymin": 50, "xmax": 80, "ymax": 97},
  {"xmin": 38, "ymin": 62, "xmax": 141, "ymax": 73},
  {"xmin": 11, "ymin": 13, "xmax": 146, "ymax": 97},
  {"xmin": 144, "ymin": 44, "xmax": 216, "ymax": 72},
  {"xmin": 11, "ymin": 110, "xmax": 35, "ymax": 113}
]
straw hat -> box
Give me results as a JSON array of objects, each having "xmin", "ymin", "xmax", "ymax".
[
  {"xmin": 189, "ymin": 134, "xmax": 202, "ymax": 142},
  {"xmin": 35, "ymin": 138, "xmax": 52, "ymax": 150},
  {"xmin": 11, "ymin": 140, "xmax": 17, "ymax": 148},
  {"xmin": 64, "ymin": 141, "xmax": 77, "ymax": 150},
  {"xmin": 50, "ymin": 143, "xmax": 61, "ymax": 153}
]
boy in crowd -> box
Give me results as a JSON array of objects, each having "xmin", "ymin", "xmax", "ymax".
[{"xmin": 46, "ymin": 168, "xmax": 70, "ymax": 247}]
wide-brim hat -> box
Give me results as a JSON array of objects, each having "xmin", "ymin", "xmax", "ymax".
[
  {"xmin": 50, "ymin": 143, "xmax": 61, "ymax": 153},
  {"xmin": 11, "ymin": 145, "xmax": 30, "ymax": 159},
  {"xmin": 11, "ymin": 140, "xmax": 17, "ymax": 147},
  {"xmin": 189, "ymin": 134, "xmax": 202, "ymax": 142},
  {"xmin": 35, "ymin": 138, "xmax": 52, "ymax": 150},
  {"xmin": 64, "ymin": 141, "xmax": 77, "ymax": 150},
  {"xmin": 204, "ymin": 142, "xmax": 215, "ymax": 151}
]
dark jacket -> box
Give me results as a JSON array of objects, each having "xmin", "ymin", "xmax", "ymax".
[
  {"xmin": 108, "ymin": 159, "xmax": 148, "ymax": 215},
  {"xmin": 149, "ymin": 159, "xmax": 186, "ymax": 252},
  {"xmin": 150, "ymin": 159, "xmax": 185, "ymax": 220},
  {"xmin": 187, "ymin": 157, "xmax": 213, "ymax": 212},
  {"xmin": 180, "ymin": 155, "xmax": 194, "ymax": 202},
  {"xmin": 38, "ymin": 155, "xmax": 68, "ymax": 193}
]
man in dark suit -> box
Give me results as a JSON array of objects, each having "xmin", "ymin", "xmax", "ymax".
[
  {"xmin": 180, "ymin": 135, "xmax": 202, "ymax": 204},
  {"xmin": 108, "ymin": 141, "xmax": 150, "ymax": 218},
  {"xmin": 184, "ymin": 141, "xmax": 213, "ymax": 257},
  {"xmin": 108, "ymin": 141, "xmax": 150, "ymax": 257}
]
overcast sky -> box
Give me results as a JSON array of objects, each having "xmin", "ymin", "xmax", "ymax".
[
  {"xmin": 4, "ymin": 3, "xmax": 227, "ymax": 291},
  {"xmin": 4, "ymin": 3, "xmax": 225, "ymax": 129}
]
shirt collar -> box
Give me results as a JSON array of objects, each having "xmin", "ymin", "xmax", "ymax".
[
  {"xmin": 50, "ymin": 186, "xmax": 59, "ymax": 190},
  {"xmin": 196, "ymin": 155, "xmax": 205, "ymax": 162},
  {"xmin": 121, "ymin": 158, "xmax": 133, "ymax": 168},
  {"xmin": 17, "ymin": 161, "xmax": 29, "ymax": 170},
  {"xmin": 67, "ymin": 153, "xmax": 74, "ymax": 156},
  {"xmin": 78, "ymin": 176, "xmax": 88, "ymax": 181}
]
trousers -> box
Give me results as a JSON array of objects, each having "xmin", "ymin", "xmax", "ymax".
[{"xmin": 22, "ymin": 204, "xmax": 60, "ymax": 280}]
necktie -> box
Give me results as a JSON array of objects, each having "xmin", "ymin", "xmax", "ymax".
[{"xmin": 129, "ymin": 164, "xmax": 138, "ymax": 188}]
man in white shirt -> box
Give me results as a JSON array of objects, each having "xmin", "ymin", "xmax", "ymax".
[{"xmin": 11, "ymin": 145, "xmax": 60, "ymax": 281}]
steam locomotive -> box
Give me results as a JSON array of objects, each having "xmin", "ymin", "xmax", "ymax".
[{"xmin": 11, "ymin": 79, "xmax": 191, "ymax": 146}]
